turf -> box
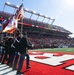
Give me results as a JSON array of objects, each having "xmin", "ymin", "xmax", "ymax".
[{"xmin": 32, "ymin": 48, "xmax": 74, "ymax": 53}]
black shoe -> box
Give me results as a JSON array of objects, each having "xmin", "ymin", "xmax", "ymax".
[
  {"xmin": 26, "ymin": 66, "xmax": 31, "ymax": 69},
  {"xmin": 16, "ymin": 71, "xmax": 24, "ymax": 75}
]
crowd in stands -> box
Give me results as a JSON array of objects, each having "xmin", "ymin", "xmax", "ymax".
[
  {"xmin": 28, "ymin": 33, "xmax": 74, "ymax": 49},
  {"xmin": 0, "ymin": 11, "xmax": 74, "ymax": 49}
]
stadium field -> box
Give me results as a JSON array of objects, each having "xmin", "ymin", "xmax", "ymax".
[
  {"xmin": 27, "ymin": 48, "xmax": 74, "ymax": 75},
  {"xmin": 0, "ymin": 48, "xmax": 74, "ymax": 75},
  {"xmin": 32, "ymin": 48, "xmax": 74, "ymax": 53}
]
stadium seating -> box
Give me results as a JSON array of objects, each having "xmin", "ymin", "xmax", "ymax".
[
  {"xmin": 28, "ymin": 33, "xmax": 74, "ymax": 49},
  {"xmin": 0, "ymin": 11, "xmax": 74, "ymax": 49}
]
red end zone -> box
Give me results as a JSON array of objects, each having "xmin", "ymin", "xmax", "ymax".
[{"xmin": 21, "ymin": 52, "xmax": 74, "ymax": 75}]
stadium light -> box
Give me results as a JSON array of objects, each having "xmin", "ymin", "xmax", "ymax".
[
  {"xmin": 45, "ymin": 15, "xmax": 51, "ymax": 19},
  {"xmin": 39, "ymin": 14, "xmax": 43, "ymax": 16},
  {"xmin": 45, "ymin": 15, "xmax": 50, "ymax": 20},
  {"xmin": 40, "ymin": 14, "xmax": 45, "ymax": 17},
  {"xmin": 5, "ymin": 2, "xmax": 11, "ymax": 5},
  {"xmin": 32, "ymin": 11, "xmax": 36, "ymax": 14},
  {"xmin": 16, "ymin": 5, "xmax": 19, "ymax": 8},
  {"xmin": 50, "ymin": 17, "xmax": 54, "ymax": 20},
  {"xmin": 25, "ymin": 8, "xmax": 29, "ymax": 12}
]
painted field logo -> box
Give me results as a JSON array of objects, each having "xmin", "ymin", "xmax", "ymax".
[
  {"xmin": 0, "ymin": 52, "xmax": 74, "ymax": 75},
  {"xmin": 28, "ymin": 52, "xmax": 74, "ymax": 75}
]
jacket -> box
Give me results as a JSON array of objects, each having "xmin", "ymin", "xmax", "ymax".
[{"xmin": 19, "ymin": 36, "xmax": 32, "ymax": 54}]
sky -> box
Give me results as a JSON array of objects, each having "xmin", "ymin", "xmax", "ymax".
[{"xmin": 0, "ymin": 0, "xmax": 74, "ymax": 37}]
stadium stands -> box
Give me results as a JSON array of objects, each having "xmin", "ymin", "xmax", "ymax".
[
  {"xmin": 28, "ymin": 33, "xmax": 74, "ymax": 48},
  {"xmin": 0, "ymin": 11, "xmax": 74, "ymax": 49}
]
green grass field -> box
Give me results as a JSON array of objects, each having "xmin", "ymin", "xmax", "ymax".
[{"xmin": 32, "ymin": 48, "xmax": 74, "ymax": 53}]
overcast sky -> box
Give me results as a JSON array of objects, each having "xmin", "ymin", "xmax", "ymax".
[{"xmin": 0, "ymin": 0, "xmax": 74, "ymax": 37}]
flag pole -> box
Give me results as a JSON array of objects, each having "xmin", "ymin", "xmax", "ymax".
[
  {"xmin": 20, "ymin": 1, "xmax": 24, "ymax": 37},
  {"xmin": 20, "ymin": 19, "xmax": 23, "ymax": 36}
]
